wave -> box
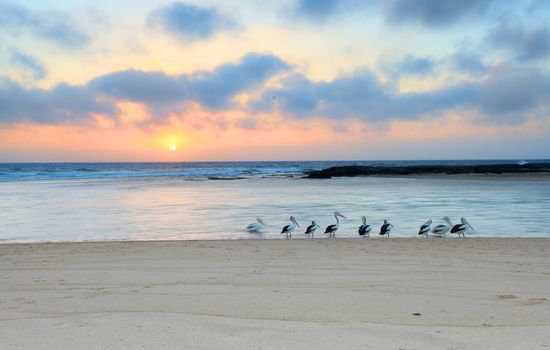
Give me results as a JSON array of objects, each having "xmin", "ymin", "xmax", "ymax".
[
  {"xmin": 1, "ymin": 160, "xmax": 549, "ymax": 182},
  {"xmin": 0, "ymin": 163, "xmax": 306, "ymax": 182}
]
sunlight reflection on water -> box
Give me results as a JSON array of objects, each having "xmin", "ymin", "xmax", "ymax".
[{"xmin": 1, "ymin": 176, "xmax": 550, "ymax": 243}]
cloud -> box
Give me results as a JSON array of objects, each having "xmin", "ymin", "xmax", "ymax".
[
  {"xmin": 398, "ymin": 56, "xmax": 435, "ymax": 75},
  {"xmin": 448, "ymin": 52, "xmax": 487, "ymax": 76},
  {"xmin": 488, "ymin": 23, "xmax": 550, "ymax": 61},
  {"xmin": 185, "ymin": 53, "xmax": 290, "ymax": 108},
  {"xmin": 253, "ymin": 70, "xmax": 473, "ymax": 121},
  {"xmin": 0, "ymin": 2, "xmax": 90, "ymax": 48},
  {"xmin": 382, "ymin": 55, "xmax": 435, "ymax": 80},
  {"xmin": 149, "ymin": 2, "xmax": 239, "ymax": 41},
  {"xmin": 90, "ymin": 53, "xmax": 290, "ymax": 110},
  {"xmin": 252, "ymin": 65, "xmax": 550, "ymax": 124},
  {"xmin": 90, "ymin": 70, "xmax": 185, "ymax": 105},
  {"xmin": 2, "ymin": 53, "xmax": 547, "ymax": 128},
  {"xmin": 385, "ymin": 0, "xmax": 494, "ymax": 28},
  {"xmin": 0, "ymin": 78, "xmax": 114, "ymax": 124},
  {"xmin": 288, "ymin": 0, "xmax": 498, "ymax": 27},
  {"xmin": 476, "ymin": 66, "xmax": 550, "ymax": 117},
  {"xmin": 10, "ymin": 50, "xmax": 46, "ymax": 81},
  {"xmin": 0, "ymin": 53, "xmax": 290, "ymax": 125},
  {"xmin": 287, "ymin": 0, "xmax": 374, "ymax": 23}
]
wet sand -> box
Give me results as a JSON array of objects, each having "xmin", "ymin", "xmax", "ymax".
[{"xmin": 1, "ymin": 238, "xmax": 549, "ymax": 349}]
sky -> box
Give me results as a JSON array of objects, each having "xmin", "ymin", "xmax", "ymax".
[{"xmin": 1, "ymin": 0, "xmax": 550, "ymax": 162}]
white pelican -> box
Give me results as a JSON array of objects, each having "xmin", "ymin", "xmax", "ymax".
[
  {"xmin": 379, "ymin": 219, "xmax": 393, "ymax": 238},
  {"xmin": 358, "ymin": 216, "xmax": 371, "ymax": 237},
  {"xmin": 281, "ymin": 216, "xmax": 299, "ymax": 239},
  {"xmin": 450, "ymin": 217, "xmax": 473, "ymax": 238},
  {"xmin": 418, "ymin": 219, "xmax": 432, "ymax": 238},
  {"xmin": 246, "ymin": 218, "xmax": 266, "ymax": 232},
  {"xmin": 324, "ymin": 211, "xmax": 346, "ymax": 237},
  {"xmin": 431, "ymin": 216, "xmax": 452, "ymax": 237},
  {"xmin": 305, "ymin": 221, "xmax": 319, "ymax": 239}
]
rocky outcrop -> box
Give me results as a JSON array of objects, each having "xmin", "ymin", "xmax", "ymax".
[{"xmin": 305, "ymin": 163, "xmax": 550, "ymax": 179}]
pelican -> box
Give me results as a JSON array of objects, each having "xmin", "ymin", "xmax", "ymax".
[
  {"xmin": 281, "ymin": 216, "xmax": 299, "ymax": 239},
  {"xmin": 246, "ymin": 218, "xmax": 266, "ymax": 233},
  {"xmin": 324, "ymin": 211, "xmax": 346, "ymax": 237},
  {"xmin": 358, "ymin": 216, "xmax": 371, "ymax": 237},
  {"xmin": 418, "ymin": 219, "xmax": 432, "ymax": 238},
  {"xmin": 431, "ymin": 216, "xmax": 452, "ymax": 237},
  {"xmin": 305, "ymin": 221, "xmax": 319, "ymax": 239},
  {"xmin": 450, "ymin": 217, "xmax": 473, "ymax": 238},
  {"xmin": 379, "ymin": 219, "xmax": 393, "ymax": 238}
]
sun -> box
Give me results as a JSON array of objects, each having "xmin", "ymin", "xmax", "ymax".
[{"xmin": 169, "ymin": 145, "xmax": 177, "ymax": 151}]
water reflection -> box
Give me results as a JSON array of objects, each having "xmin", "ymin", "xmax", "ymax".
[{"xmin": 1, "ymin": 176, "xmax": 549, "ymax": 242}]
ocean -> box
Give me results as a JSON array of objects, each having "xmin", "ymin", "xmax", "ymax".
[{"xmin": 1, "ymin": 160, "xmax": 550, "ymax": 243}]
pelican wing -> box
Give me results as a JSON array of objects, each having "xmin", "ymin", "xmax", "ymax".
[
  {"xmin": 451, "ymin": 223, "xmax": 470, "ymax": 233},
  {"xmin": 432, "ymin": 224, "xmax": 450, "ymax": 234},
  {"xmin": 380, "ymin": 223, "xmax": 392, "ymax": 235}
]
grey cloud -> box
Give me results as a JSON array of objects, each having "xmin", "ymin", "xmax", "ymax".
[
  {"xmin": 0, "ymin": 78, "xmax": 114, "ymax": 124},
  {"xmin": 382, "ymin": 55, "xmax": 436, "ymax": 80},
  {"xmin": 0, "ymin": 2, "xmax": 90, "ymax": 48},
  {"xmin": 288, "ymin": 0, "xmax": 367, "ymax": 22},
  {"xmin": 476, "ymin": 66, "xmax": 550, "ymax": 116},
  {"xmin": 488, "ymin": 23, "xmax": 550, "ymax": 61},
  {"xmin": 385, "ymin": 0, "xmax": 494, "ymax": 28},
  {"xmin": 252, "ymin": 65, "xmax": 549, "ymax": 124},
  {"xmin": 90, "ymin": 53, "xmax": 290, "ymax": 110},
  {"xmin": 149, "ymin": 1, "xmax": 239, "ymax": 41},
  {"xmin": 10, "ymin": 50, "xmax": 47, "ymax": 81},
  {"xmin": 0, "ymin": 53, "xmax": 289, "ymax": 125},
  {"xmin": 448, "ymin": 52, "xmax": 487, "ymax": 76},
  {"xmin": 289, "ymin": 0, "xmax": 497, "ymax": 27}
]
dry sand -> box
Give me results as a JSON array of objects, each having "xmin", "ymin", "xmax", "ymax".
[{"xmin": 1, "ymin": 238, "xmax": 549, "ymax": 349}]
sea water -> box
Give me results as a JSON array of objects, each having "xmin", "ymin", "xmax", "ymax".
[{"xmin": 1, "ymin": 161, "xmax": 549, "ymax": 243}]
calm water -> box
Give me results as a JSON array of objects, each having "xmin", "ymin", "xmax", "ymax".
[{"xmin": 1, "ymin": 161, "xmax": 550, "ymax": 243}]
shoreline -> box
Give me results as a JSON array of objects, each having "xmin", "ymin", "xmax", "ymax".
[
  {"xmin": 2, "ymin": 238, "xmax": 549, "ymax": 349},
  {"xmin": 2, "ymin": 236, "xmax": 550, "ymax": 246}
]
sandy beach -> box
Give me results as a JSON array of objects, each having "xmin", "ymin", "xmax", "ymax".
[{"xmin": 1, "ymin": 238, "xmax": 549, "ymax": 349}]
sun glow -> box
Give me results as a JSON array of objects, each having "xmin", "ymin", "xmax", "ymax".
[{"xmin": 169, "ymin": 145, "xmax": 177, "ymax": 151}]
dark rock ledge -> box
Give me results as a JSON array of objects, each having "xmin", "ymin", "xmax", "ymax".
[{"xmin": 304, "ymin": 163, "xmax": 550, "ymax": 179}]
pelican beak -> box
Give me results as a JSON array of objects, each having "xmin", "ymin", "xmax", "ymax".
[{"xmin": 335, "ymin": 211, "xmax": 346, "ymax": 219}]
